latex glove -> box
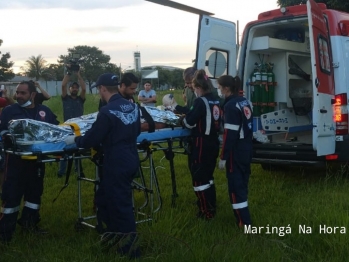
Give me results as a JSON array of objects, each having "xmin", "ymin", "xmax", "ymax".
[
  {"xmin": 162, "ymin": 94, "xmax": 178, "ymax": 110},
  {"xmin": 165, "ymin": 105, "xmax": 177, "ymax": 112},
  {"xmin": 64, "ymin": 135, "xmax": 76, "ymax": 145},
  {"xmin": 170, "ymin": 102, "xmax": 178, "ymax": 111},
  {"xmin": 218, "ymin": 159, "xmax": 226, "ymax": 170}
]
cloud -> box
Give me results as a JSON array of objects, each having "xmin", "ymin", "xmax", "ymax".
[
  {"xmin": 67, "ymin": 26, "xmax": 126, "ymax": 35},
  {"xmin": 2, "ymin": 0, "xmax": 280, "ymax": 74},
  {"xmin": 0, "ymin": 0, "xmax": 142, "ymax": 10}
]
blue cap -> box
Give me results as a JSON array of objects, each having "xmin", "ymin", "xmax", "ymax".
[{"xmin": 92, "ymin": 73, "xmax": 119, "ymax": 88}]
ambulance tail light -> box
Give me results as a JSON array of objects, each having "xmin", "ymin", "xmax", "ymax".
[
  {"xmin": 326, "ymin": 154, "xmax": 338, "ymax": 161},
  {"xmin": 334, "ymin": 93, "xmax": 348, "ymax": 135}
]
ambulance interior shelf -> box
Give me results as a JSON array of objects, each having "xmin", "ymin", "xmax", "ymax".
[
  {"xmin": 249, "ymin": 40, "xmax": 313, "ymax": 140},
  {"xmin": 250, "ymin": 36, "xmax": 310, "ymax": 54}
]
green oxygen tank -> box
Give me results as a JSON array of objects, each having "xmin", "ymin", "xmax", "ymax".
[
  {"xmin": 251, "ymin": 63, "xmax": 261, "ymax": 116},
  {"xmin": 260, "ymin": 63, "xmax": 269, "ymax": 115},
  {"xmin": 267, "ymin": 62, "xmax": 275, "ymax": 113}
]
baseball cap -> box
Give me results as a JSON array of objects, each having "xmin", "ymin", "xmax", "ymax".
[
  {"xmin": 92, "ymin": 73, "xmax": 119, "ymax": 88},
  {"xmin": 70, "ymin": 81, "xmax": 80, "ymax": 88}
]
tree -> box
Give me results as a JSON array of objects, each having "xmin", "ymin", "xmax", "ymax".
[
  {"xmin": 170, "ymin": 69, "xmax": 185, "ymax": 89},
  {"xmin": 0, "ymin": 39, "xmax": 15, "ymax": 81},
  {"xmin": 156, "ymin": 66, "xmax": 172, "ymax": 88},
  {"xmin": 327, "ymin": 0, "xmax": 349, "ymax": 12},
  {"xmin": 20, "ymin": 54, "xmax": 48, "ymax": 80},
  {"xmin": 277, "ymin": 0, "xmax": 349, "ymax": 12},
  {"xmin": 43, "ymin": 63, "xmax": 65, "ymax": 81},
  {"xmin": 58, "ymin": 45, "xmax": 121, "ymax": 88},
  {"xmin": 141, "ymin": 66, "xmax": 184, "ymax": 90}
]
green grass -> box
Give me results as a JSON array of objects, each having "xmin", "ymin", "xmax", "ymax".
[{"xmin": 2, "ymin": 91, "xmax": 349, "ymax": 261}]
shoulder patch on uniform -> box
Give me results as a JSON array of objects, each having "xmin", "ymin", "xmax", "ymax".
[
  {"xmin": 212, "ymin": 105, "xmax": 220, "ymax": 121},
  {"xmin": 243, "ymin": 106, "xmax": 252, "ymax": 119},
  {"xmin": 109, "ymin": 107, "xmax": 139, "ymax": 125}
]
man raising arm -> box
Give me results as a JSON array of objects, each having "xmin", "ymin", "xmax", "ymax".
[{"xmin": 58, "ymin": 67, "xmax": 86, "ymax": 178}]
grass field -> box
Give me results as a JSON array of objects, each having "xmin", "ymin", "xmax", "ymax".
[{"xmin": 2, "ymin": 91, "xmax": 349, "ymax": 262}]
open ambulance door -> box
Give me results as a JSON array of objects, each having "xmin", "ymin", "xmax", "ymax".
[
  {"xmin": 307, "ymin": 0, "xmax": 335, "ymax": 156},
  {"xmin": 195, "ymin": 15, "xmax": 237, "ymax": 81}
]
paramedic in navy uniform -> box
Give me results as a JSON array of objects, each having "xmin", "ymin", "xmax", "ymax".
[
  {"xmin": 182, "ymin": 69, "xmax": 221, "ymax": 220},
  {"xmin": 0, "ymin": 81, "xmax": 59, "ymax": 244},
  {"xmin": 67, "ymin": 73, "xmax": 141, "ymax": 258},
  {"xmin": 217, "ymin": 75, "xmax": 253, "ymax": 227}
]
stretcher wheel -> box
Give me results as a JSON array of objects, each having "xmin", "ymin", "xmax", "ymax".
[{"xmin": 74, "ymin": 220, "xmax": 85, "ymax": 232}]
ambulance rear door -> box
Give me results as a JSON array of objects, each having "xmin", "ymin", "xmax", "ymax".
[
  {"xmin": 195, "ymin": 15, "xmax": 237, "ymax": 79},
  {"xmin": 307, "ymin": 0, "xmax": 335, "ymax": 156}
]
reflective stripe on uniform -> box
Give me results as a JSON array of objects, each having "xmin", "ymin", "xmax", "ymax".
[
  {"xmin": 24, "ymin": 201, "xmax": 40, "ymax": 210},
  {"xmin": 200, "ymin": 97, "xmax": 211, "ymax": 135},
  {"xmin": 240, "ymin": 128, "xmax": 245, "ymax": 139},
  {"xmin": 1, "ymin": 206, "xmax": 20, "ymax": 214},
  {"xmin": 224, "ymin": 123, "xmax": 239, "ymax": 131},
  {"xmin": 235, "ymin": 101, "xmax": 250, "ymax": 139},
  {"xmin": 183, "ymin": 118, "xmax": 196, "ymax": 129},
  {"xmin": 232, "ymin": 201, "xmax": 248, "ymax": 209},
  {"xmin": 193, "ymin": 183, "xmax": 211, "ymax": 192}
]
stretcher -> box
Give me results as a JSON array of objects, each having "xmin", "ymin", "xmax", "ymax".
[{"xmin": 2, "ymin": 127, "xmax": 191, "ymax": 229}]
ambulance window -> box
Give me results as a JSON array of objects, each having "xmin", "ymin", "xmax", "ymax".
[
  {"xmin": 204, "ymin": 49, "xmax": 228, "ymax": 79},
  {"xmin": 318, "ymin": 35, "xmax": 331, "ymax": 74}
]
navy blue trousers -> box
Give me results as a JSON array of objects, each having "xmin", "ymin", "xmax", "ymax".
[
  {"xmin": 226, "ymin": 149, "xmax": 252, "ymax": 226},
  {"xmin": 95, "ymin": 165, "xmax": 138, "ymax": 253},
  {"xmin": 189, "ymin": 137, "xmax": 219, "ymax": 218},
  {"xmin": 0, "ymin": 155, "xmax": 44, "ymax": 242}
]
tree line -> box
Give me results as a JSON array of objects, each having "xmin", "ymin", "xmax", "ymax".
[
  {"xmin": 0, "ymin": 44, "xmax": 185, "ymax": 90},
  {"xmin": 277, "ymin": 0, "xmax": 349, "ymax": 12}
]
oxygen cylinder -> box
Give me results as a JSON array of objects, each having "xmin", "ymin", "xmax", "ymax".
[
  {"xmin": 250, "ymin": 64, "xmax": 259, "ymax": 116},
  {"xmin": 250, "ymin": 65, "xmax": 260, "ymax": 116},
  {"xmin": 267, "ymin": 63, "xmax": 275, "ymax": 113},
  {"xmin": 251, "ymin": 63, "xmax": 258, "ymax": 83},
  {"xmin": 254, "ymin": 68, "xmax": 262, "ymax": 84},
  {"xmin": 260, "ymin": 64, "xmax": 268, "ymax": 115}
]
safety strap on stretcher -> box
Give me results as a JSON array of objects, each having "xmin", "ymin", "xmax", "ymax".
[
  {"xmin": 60, "ymin": 123, "xmax": 82, "ymax": 136},
  {"xmin": 52, "ymin": 157, "xmax": 74, "ymax": 203},
  {"xmin": 21, "ymin": 156, "xmax": 38, "ymax": 160}
]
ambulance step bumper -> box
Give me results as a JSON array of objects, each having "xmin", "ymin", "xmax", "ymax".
[{"xmin": 252, "ymin": 157, "xmax": 325, "ymax": 167}]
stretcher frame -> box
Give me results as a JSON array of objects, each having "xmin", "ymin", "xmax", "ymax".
[{"xmin": 2, "ymin": 128, "xmax": 191, "ymax": 230}]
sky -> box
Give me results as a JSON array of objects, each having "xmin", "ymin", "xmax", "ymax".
[{"xmin": 0, "ymin": 0, "xmax": 279, "ymax": 73}]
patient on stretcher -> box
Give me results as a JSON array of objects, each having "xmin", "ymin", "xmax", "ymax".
[{"xmin": 5, "ymin": 106, "xmax": 184, "ymax": 151}]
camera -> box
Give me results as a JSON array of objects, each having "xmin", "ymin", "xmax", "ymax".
[{"xmin": 66, "ymin": 53, "xmax": 83, "ymax": 73}]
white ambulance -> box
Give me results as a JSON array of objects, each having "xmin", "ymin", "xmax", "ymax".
[{"xmin": 194, "ymin": 0, "xmax": 349, "ymax": 168}]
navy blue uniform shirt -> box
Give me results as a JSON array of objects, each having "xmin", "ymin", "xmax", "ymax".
[
  {"xmin": 75, "ymin": 93, "xmax": 141, "ymax": 173},
  {"xmin": 220, "ymin": 95, "xmax": 253, "ymax": 160},
  {"xmin": 0, "ymin": 103, "xmax": 59, "ymax": 132},
  {"xmin": 183, "ymin": 93, "xmax": 221, "ymax": 139}
]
